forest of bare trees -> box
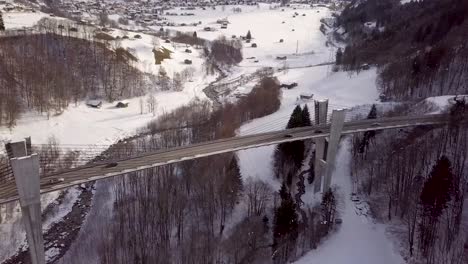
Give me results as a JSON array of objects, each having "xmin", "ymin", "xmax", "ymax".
[
  {"xmin": 203, "ymin": 36, "xmax": 243, "ymax": 74},
  {"xmin": 86, "ymin": 77, "xmax": 282, "ymax": 264},
  {"xmin": 350, "ymin": 103, "xmax": 468, "ymax": 264},
  {"xmin": 336, "ymin": 0, "xmax": 468, "ymax": 100},
  {"xmin": 0, "ymin": 27, "xmax": 146, "ymax": 127},
  {"xmin": 334, "ymin": 1, "xmax": 468, "ymax": 262}
]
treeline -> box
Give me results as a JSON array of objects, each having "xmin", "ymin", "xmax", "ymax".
[
  {"xmin": 145, "ymin": 77, "xmax": 280, "ymax": 138},
  {"xmin": 203, "ymin": 36, "xmax": 243, "ymax": 74},
  {"xmin": 336, "ymin": 0, "xmax": 468, "ymax": 100},
  {"xmin": 170, "ymin": 31, "xmax": 206, "ymax": 47},
  {"xmin": 350, "ymin": 103, "xmax": 468, "ymax": 264},
  {"xmin": 0, "ymin": 31, "xmax": 145, "ymax": 127}
]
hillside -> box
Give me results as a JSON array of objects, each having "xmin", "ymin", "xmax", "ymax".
[
  {"xmin": 336, "ymin": 0, "xmax": 468, "ymax": 100},
  {"xmin": 0, "ymin": 32, "xmax": 145, "ymax": 127},
  {"xmin": 333, "ymin": 0, "xmax": 468, "ymax": 263}
]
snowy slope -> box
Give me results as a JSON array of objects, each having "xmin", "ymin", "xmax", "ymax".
[
  {"xmin": 0, "ymin": 86, "xmax": 209, "ymax": 145},
  {"xmin": 2, "ymin": 11, "xmax": 51, "ymax": 29},
  {"xmin": 0, "ymin": 25, "xmax": 214, "ymax": 145},
  {"xmin": 293, "ymin": 140, "xmax": 405, "ymax": 264},
  {"xmin": 107, "ymin": 29, "xmax": 206, "ymax": 78}
]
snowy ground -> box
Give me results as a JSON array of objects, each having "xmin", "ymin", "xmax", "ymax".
[
  {"xmin": 293, "ymin": 140, "xmax": 405, "ymax": 264},
  {"xmin": 0, "ymin": 84, "xmax": 209, "ymax": 146},
  {"xmin": 158, "ymin": 4, "xmax": 334, "ymax": 76},
  {"xmin": 421, "ymin": 95, "xmax": 462, "ymax": 114},
  {"xmin": 56, "ymin": 180, "xmax": 115, "ymax": 264},
  {"xmin": 106, "ymin": 28, "xmax": 206, "ymax": 78},
  {"xmin": 1, "ymin": 11, "xmax": 51, "ymax": 30}
]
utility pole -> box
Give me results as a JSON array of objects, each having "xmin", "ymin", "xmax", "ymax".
[
  {"xmin": 296, "ymin": 40, "xmax": 299, "ymax": 54},
  {"xmin": 6, "ymin": 139, "xmax": 45, "ymax": 264}
]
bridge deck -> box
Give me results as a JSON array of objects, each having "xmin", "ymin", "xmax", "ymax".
[{"xmin": 0, "ymin": 114, "xmax": 450, "ymax": 204}]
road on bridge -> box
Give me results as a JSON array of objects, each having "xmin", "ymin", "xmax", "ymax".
[{"xmin": 0, "ymin": 114, "xmax": 451, "ymax": 204}]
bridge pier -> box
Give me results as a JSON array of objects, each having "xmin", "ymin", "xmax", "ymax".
[
  {"xmin": 7, "ymin": 140, "xmax": 45, "ymax": 264},
  {"xmin": 323, "ymin": 109, "xmax": 346, "ymax": 191},
  {"xmin": 313, "ymin": 99, "xmax": 328, "ymax": 193}
]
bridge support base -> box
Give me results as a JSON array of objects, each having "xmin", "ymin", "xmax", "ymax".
[
  {"xmin": 313, "ymin": 99, "xmax": 329, "ymax": 193},
  {"xmin": 313, "ymin": 139, "xmax": 325, "ymax": 193},
  {"xmin": 323, "ymin": 109, "xmax": 346, "ymax": 191},
  {"xmin": 8, "ymin": 140, "xmax": 45, "ymax": 264}
]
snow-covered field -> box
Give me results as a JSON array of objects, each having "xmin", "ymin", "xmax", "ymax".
[
  {"xmin": 106, "ymin": 29, "xmax": 206, "ymax": 77},
  {"xmin": 168, "ymin": 5, "xmax": 334, "ymax": 70},
  {"xmin": 2, "ymin": 11, "xmax": 51, "ymax": 30},
  {"xmin": 0, "ymin": 84, "xmax": 209, "ymax": 145}
]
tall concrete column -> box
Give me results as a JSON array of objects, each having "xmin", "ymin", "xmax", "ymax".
[
  {"xmin": 313, "ymin": 99, "xmax": 328, "ymax": 193},
  {"xmin": 314, "ymin": 99, "xmax": 329, "ymax": 125},
  {"xmin": 5, "ymin": 140, "xmax": 27, "ymax": 158},
  {"xmin": 8, "ymin": 140, "xmax": 45, "ymax": 264},
  {"xmin": 323, "ymin": 109, "xmax": 346, "ymax": 191}
]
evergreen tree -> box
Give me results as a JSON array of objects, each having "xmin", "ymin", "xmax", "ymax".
[
  {"xmin": 286, "ymin": 105, "xmax": 303, "ymax": 128},
  {"xmin": 275, "ymin": 106, "xmax": 306, "ymax": 182},
  {"xmin": 367, "ymin": 104, "xmax": 377, "ymax": 119},
  {"xmin": 308, "ymin": 155, "xmax": 315, "ymax": 184},
  {"xmin": 301, "ymin": 104, "xmax": 312, "ymax": 126},
  {"xmin": 413, "ymin": 26, "xmax": 424, "ymax": 43},
  {"xmin": 246, "ymin": 30, "xmax": 252, "ymax": 40},
  {"xmin": 226, "ymin": 156, "xmax": 243, "ymax": 205},
  {"xmin": 358, "ymin": 104, "xmax": 378, "ymax": 154},
  {"xmin": 158, "ymin": 66, "xmax": 170, "ymax": 90},
  {"xmin": 0, "ymin": 12, "xmax": 5, "ymax": 31},
  {"xmin": 321, "ymin": 188, "xmax": 336, "ymax": 229},
  {"xmin": 278, "ymin": 182, "xmax": 289, "ymax": 200},
  {"xmin": 296, "ymin": 171, "xmax": 305, "ymax": 207},
  {"xmin": 449, "ymin": 96, "xmax": 467, "ymax": 126},
  {"xmin": 335, "ymin": 48, "xmax": 343, "ymax": 65},
  {"xmin": 342, "ymin": 45, "xmax": 357, "ymax": 70},
  {"xmin": 262, "ymin": 215, "xmax": 269, "ymax": 233},
  {"xmin": 273, "ymin": 182, "xmax": 298, "ymax": 262},
  {"xmin": 193, "ymin": 31, "xmax": 197, "ymax": 38},
  {"xmin": 418, "ymin": 156, "xmax": 454, "ymax": 256},
  {"xmin": 420, "ymin": 156, "xmax": 454, "ymax": 218}
]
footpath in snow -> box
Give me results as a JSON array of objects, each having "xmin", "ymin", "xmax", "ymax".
[{"xmin": 293, "ymin": 140, "xmax": 405, "ymax": 264}]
